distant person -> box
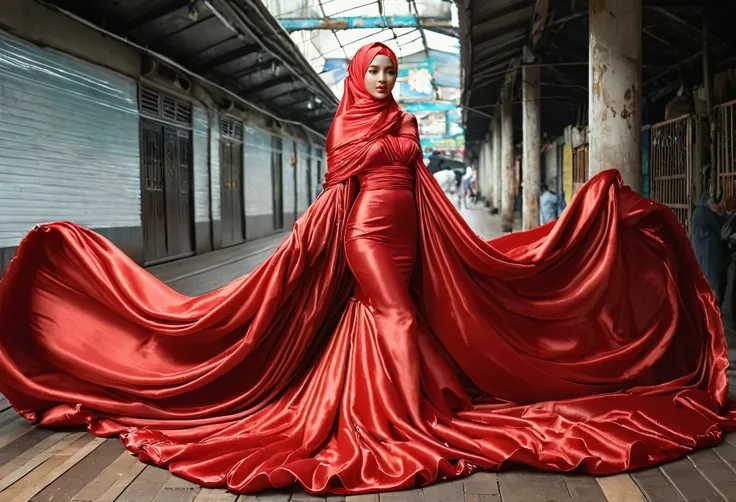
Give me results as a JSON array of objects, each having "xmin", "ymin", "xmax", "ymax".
[
  {"xmin": 470, "ymin": 167, "xmax": 479, "ymax": 205},
  {"xmin": 462, "ymin": 167, "xmax": 474, "ymax": 208},
  {"xmin": 720, "ymin": 196, "xmax": 736, "ymax": 324},
  {"xmin": 539, "ymin": 183, "xmax": 559, "ymax": 225},
  {"xmin": 692, "ymin": 190, "xmax": 728, "ymax": 306},
  {"xmin": 557, "ymin": 190, "xmax": 567, "ymax": 217}
]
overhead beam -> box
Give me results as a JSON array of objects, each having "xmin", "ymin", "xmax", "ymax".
[
  {"xmin": 530, "ymin": 0, "xmax": 550, "ymax": 47},
  {"xmin": 124, "ymin": 0, "xmax": 190, "ymax": 30},
  {"xmin": 198, "ymin": 43, "xmax": 261, "ymax": 72},
  {"xmin": 468, "ymin": 75, "xmax": 505, "ymax": 92},
  {"xmin": 649, "ymin": 7, "xmax": 731, "ymax": 49},
  {"xmin": 547, "ymin": 11, "xmax": 586, "ymax": 27},
  {"xmin": 642, "ymin": 49, "xmax": 702, "ymax": 87},
  {"xmin": 315, "ymin": 116, "xmax": 334, "ymax": 126},
  {"xmin": 241, "ymin": 74, "xmax": 293, "ymax": 95},
  {"xmin": 231, "ymin": 59, "xmax": 278, "ymax": 80},
  {"xmin": 473, "ymin": 7, "xmax": 535, "ymax": 36},
  {"xmin": 267, "ymin": 87, "xmax": 309, "ymax": 102},
  {"xmin": 277, "ymin": 15, "xmax": 452, "ymax": 31},
  {"xmin": 474, "ymin": 48, "xmax": 524, "ymax": 73},
  {"xmin": 643, "ymin": 1, "xmax": 720, "ymax": 6},
  {"xmin": 474, "ymin": 28, "xmax": 528, "ymax": 52},
  {"xmin": 304, "ymin": 107, "xmax": 333, "ymax": 118},
  {"xmin": 543, "ymin": 63, "xmax": 586, "ymax": 87}
]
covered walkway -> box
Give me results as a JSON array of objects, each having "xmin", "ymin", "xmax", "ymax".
[{"xmin": 3, "ymin": 0, "xmax": 736, "ymax": 500}]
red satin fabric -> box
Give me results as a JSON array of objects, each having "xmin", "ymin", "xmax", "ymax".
[{"xmin": 1, "ymin": 42, "xmax": 735, "ymax": 495}]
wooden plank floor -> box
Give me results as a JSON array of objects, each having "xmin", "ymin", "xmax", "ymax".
[{"xmin": 2, "ymin": 209, "xmax": 736, "ymax": 501}]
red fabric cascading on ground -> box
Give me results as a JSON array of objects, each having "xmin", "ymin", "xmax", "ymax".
[{"xmin": 0, "ymin": 43, "xmax": 734, "ymax": 495}]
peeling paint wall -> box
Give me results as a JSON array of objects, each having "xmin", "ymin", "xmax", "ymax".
[{"xmin": 588, "ymin": 0, "xmax": 642, "ymax": 191}]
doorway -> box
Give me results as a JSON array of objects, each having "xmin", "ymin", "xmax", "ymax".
[
  {"xmin": 139, "ymin": 86, "xmax": 194, "ymax": 264},
  {"xmin": 271, "ymin": 135, "xmax": 284, "ymax": 231},
  {"xmin": 220, "ymin": 118, "xmax": 245, "ymax": 247}
]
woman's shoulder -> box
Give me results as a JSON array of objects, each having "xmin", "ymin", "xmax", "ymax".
[
  {"xmin": 397, "ymin": 112, "xmax": 419, "ymax": 137},
  {"xmin": 400, "ymin": 112, "xmax": 418, "ymax": 126}
]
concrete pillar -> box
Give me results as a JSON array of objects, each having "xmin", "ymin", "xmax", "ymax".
[
  {"xmin": 477, "ymin": 145, "xmax": 485, "ymax": 197},
  {"xmin": 493, "ymin": 114, "xmax": 502, "ymax": 211},
  {"xmin": 478, "ymin": 140, "xmax": 485, "ymax": 203},
  {"xmin": 522, "ymin": 64, "xmax": 541, "ymax": 230},
  {"xmin": 588, "ymin": 0, "xmax": 642, "ymax": 191},
  {"xmin": 484, "ymin": 138, "xmax": 494, "ymax": 208},
  {"xmin": 501, "ymin": 87, "xmax": 515, "ymax": 232}
]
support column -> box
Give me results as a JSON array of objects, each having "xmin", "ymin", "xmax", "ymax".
[
  {"xmin": 501, "ymin": 87, "xmax": 515, "ymax": 232},
  {"xmin": 588, "ymin": 0, "xmax": 642, "ymax": 192},
  {"xmin": 484, "ymin": 138, "xmax": 494, "ymax": 208},
  {"xmin": 493, "ymin": 113, "xmax": 502, "ymax": 211},
  {"xmin": 522, "ymin": 64, "xmax": 541, "ymax": 230},
  {"xmin": 477, "ymin": 144, "xmax": 486, "ymax": 198}
]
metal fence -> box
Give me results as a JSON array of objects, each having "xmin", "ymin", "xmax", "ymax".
[
  {"xmin": 716, "ymin": 99, "xmax": 736, "ymax": 201},
  {"xmin": 649, "ymin": 114, "xmax": 693, "ymax": 233},
  {"xmin": 572, "ymin": 144, "xmax": 588, "ymax": 195}
]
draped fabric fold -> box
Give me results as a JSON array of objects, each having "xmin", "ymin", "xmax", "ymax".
[{"xmin": 0, "ymin": 42, "xmax": 734, "ymax": 495}]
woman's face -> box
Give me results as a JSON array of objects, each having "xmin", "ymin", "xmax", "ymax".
[{"xmin": 364, "ymin": 54, "xmax": 397, "ymax": 100}]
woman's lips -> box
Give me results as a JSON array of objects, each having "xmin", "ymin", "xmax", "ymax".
[{"xmin": 376, "ymin": 86, "xmax": 386, "ymax": 93}]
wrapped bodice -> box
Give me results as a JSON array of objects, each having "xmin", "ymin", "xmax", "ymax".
[{"xmin": 357, "ymin": 135, "xmax": 422, "ymax": 191}]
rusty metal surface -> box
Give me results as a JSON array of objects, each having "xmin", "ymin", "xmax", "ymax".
[{"xmin": 649, "ymin": 114, "xmax": 693, "ymax": 233}]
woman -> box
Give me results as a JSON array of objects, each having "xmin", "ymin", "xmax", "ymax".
[{"xmin": 0, "ymin": 43, "xmax": 734, "ymax": 496}]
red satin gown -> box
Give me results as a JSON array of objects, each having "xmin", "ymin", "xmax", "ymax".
[
  {"xmin": 1, "ymin": 41, "xmax": 736, "ymax": 496},
  {"xmin": 345, "ymin": 130, "xmax": 423, "ymax": 428}
]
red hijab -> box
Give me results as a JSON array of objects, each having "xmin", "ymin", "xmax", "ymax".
[{"xmin": 324, "ymin": 43, "xmax": 403, "ymax": 187}]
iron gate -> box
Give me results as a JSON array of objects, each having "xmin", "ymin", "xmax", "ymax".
[
  {"xmin": 716, "ymin": 99, "xmax": 736, "ymax": 201},
  {"xmin": 649, "ymin": 114, "xmax": 693, "ymax": 233}
]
